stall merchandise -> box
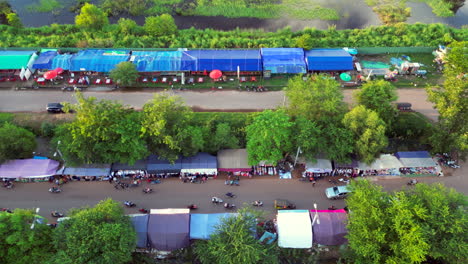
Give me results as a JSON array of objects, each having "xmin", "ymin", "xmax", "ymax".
[
  {"xmin": 253, "ymin": 161, "xmax": 277, "ymax": 176},
  {"xmin": 395, "ymin": 151, "xmax": 440, "ymax": 176},
  {"xmin": 357, "ymin": 154, "xmax": 403, "ymax": 176},
  {"xmin": 111, "ymin": 159, "xmax": 147, "ymax": 178}
]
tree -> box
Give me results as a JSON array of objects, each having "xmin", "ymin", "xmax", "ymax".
[
  {"xmin": 342, "ymin": 105, "xmax": 387, "ymax": 163},
  {"xmin": 144, "ymin": 14, "xmax": 177, "ymax": 36},
  {"xmin": 75, "ymin": 3, "xmax": 108, "ymax": 30},
  {"xmin": 53, "ymin": 92, "xmax": 148, "ymax": 165},
  {"xmin": 426, "ymin": 41, "xmax": 468, "ymax": 158},
  {"xmin": 52, "ymin": 199, "xmax": 136, "ymax": 264},
  {"xmin": 6, "ymin": 12, "xmax": 22, "ymax": 28},
  {"xmin": 117, "ymin": 18, "xmax": 138, "ymax": 35},
  {"xmin": 141, "ymin": 93, "xmax": 192, "ymax": 162},
  {"xmin": 354, "ymin": 79, "xmax": 398, "ymax": 127},
  {"xmin": 0, "ymin": 209, "xmax": 55, "ymax": 264},
  {"xmin": 179, "ymin": 125, "xmax": 205, "ymax": 157},
  {"xmin": 109, "ymin": 61, "xmax": 138, "ymax": 87},
  {"xmin": 320, "ymin": 123, "xmax": 354, "ymax": 163},
  {"xmin": 246, "ymin": 110, "xmax": 293, "ymax": 165},
  {"xmin": 206, "ymin": 122, "xmax": 240, "ymax": 153},
  {"xmin": 193, "ymin": 207, "xmax": 277, "ymax": 264},
  {"xmin": 293, "ymin": 116, "xmax": 321, "ymax": 161},
  {"xmin": 346, "ymin": 180, "xmax": 468, "ymax": 264},
  {"xmin": 0, "ymin": 122, "xmax": 36, "ymax": 163}
]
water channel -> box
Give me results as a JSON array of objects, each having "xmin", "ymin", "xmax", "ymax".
[{"xmin": 6, "ymin": 0, "xmax": 468, "ymax": 31}]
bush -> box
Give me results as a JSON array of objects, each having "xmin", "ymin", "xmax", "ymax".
[{"xmin": 41, "ymin": 122, "xmax": 57, "ymax": 137}]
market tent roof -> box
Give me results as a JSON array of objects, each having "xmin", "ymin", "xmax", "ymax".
[
  {"xmin": 181, "ymin": 152, "xmax": 217, "ymax": 174},
  {"xmin": 217, "ymin": 149, "xmax": 250, "ymax": 172},
  {"xmin": 0, "ymin": 159, "xmax": 60, "ymax": 178},
  {"xmin": 261, "ymin": 48, "xmax": 307, "ymax": 74},
  {"xmin": 32, "ymin": 51, "xmax": 58, "ymax": 69},
  {"xmin": 70, "ymin": 49, "xmax": 130, "ymax": 72},
  {"xmin": 129, "ymin": 214, "xmax": 149, "ymax": 248},
  {"xmin": 148, "ymin": 209, "xmax": 190, "ymax": 251},
  {"xmin": 358, "ymin": 154, "xmax": 403, "ymax": 170},
  {"xmin": 181, "ymin": 49, "xmax": 262, "ymax": 71},
  {"xmin": 131, "ymin": 50, "xmax": 190, "ymax": 72},
  {"xmin": 305, "ymin": 159, "xmax": 332, "ymax": 173},
  {"xmin": 277, "ymin": 210, "xmax": 313, "ymax": 248},
  {"xmin": 61, "ymin": 163, "xmax": 111, "ymax": 177},
  {"xmin": 333, "ymin": 159, "xmax": 359, "ymax": 169},
  {"xmin": 305, "ymin": 49, "xmax": 353, "ymax": 71},
  {"xmin": 146, "ymin": 155, "xmax": 182, "ymax": 174},
  {"xmin": 190, "ymin": 213, "xmax": 237, "ymax": 240},
  {"xmin": 310, "ymin": 209, "xmax": 348, "ymax": 246},
  {"xmin": 395, "ymin": 151, "xmax": 437, "ymax": 167},
  {"xmin": 0, "ymin": 50, "xmax": 36, "ymax": 70},
  {"xmin": 51, "ymin": 54, "xmax": 74, "ymax": 70},
  {"xmin": 111, "ymin": 159, "xmax": 147, "ymax": 171},
  {"xmin": 395, "ymin": 151, "xmax": 431, "ymax": 159}
]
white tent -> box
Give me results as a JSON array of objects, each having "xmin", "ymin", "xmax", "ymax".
[
  {"xmin": 277, "ymin": 210, "xmax": 313, "ymax": 248},
  {"xmin": 358, "ymin": 154, "xmax": 403, "ymax": 170},
  {"xmin": 305, "ymin": 159, "xmax": 332, "ymax": 173}
]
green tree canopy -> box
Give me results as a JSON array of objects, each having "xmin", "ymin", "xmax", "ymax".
[
  {"xmin": 354, "ymin": 79, "xmax": 398, "ymax": 127},
  {"xmin": 101, "ymin": 0, "xmax": 147, "ymax": 16},
  {"xmin": 0, "ymin": 209, "xmax": 55, "ymax": 264},
  {"xmin": 320, "ymin": 123, "xmax": 354, "ymax": 163},
  {"xmin": 293, "ymin": 116, "xmax": 321, "ymax": 161},
  {"xmin": 343, "ymin": 105, "xmax": 388, "ymax": 163},
  {"xmin": 246, "ymin": 110, "xmax": 293, "ymax": 165},
  {"xmin": 117, "ymin": 18, "xmax": 138, "ymax": 35},
  {"xmin": 6, "ymin": 12, "xmax": 22, "ymax": 28},
  {"xmin": 144, "ymin": 14, "xmax": 177, "ymax": 36},
  {"xmin": 346, "ymin": 180, "xmax": 468, "ymax": 264},
  {"xmin": 75, "ymin": 3, "xmax": 109, "ymax": 30},
  {"xmin": 0, "ymin": 122, "xmax": 36, "ymax": 163},
  {"xmin": 141, "ymin": 93, "xmax": 192, "ymax": 162},
  {"xmin": 52, "ymin": 199, "xmax": 136, "ymax": 264},
  {"xmin": 109, "ymin": 61, "xmax": 138, "ymax": 87},
  {"xmin": 53, "ymin": 92, "xmax": 148, "ymax": 165}
]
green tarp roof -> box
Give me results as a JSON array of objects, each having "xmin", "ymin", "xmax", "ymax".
[{"xmin": 0, "ymin": 51, "xmax": 35, "ymax": 70}]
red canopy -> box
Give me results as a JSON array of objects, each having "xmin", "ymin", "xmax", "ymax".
[
  {"xmin": 43, "ymin": 70, "xmax": 58, "ymax": 80},
  {"xmin": 55, "ymin": 67, "xmax": 64, "ymax": 74},
  {"xmin": 209, "ymin": 70, "xmax": 222, "ymax": 79}
]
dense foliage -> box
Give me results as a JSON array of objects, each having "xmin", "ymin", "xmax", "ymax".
[
  {"xmin": 0, "ymin": 22, "xmax": 465, "ymax": 48},
  {"xmin": 75, "ymin": 3, "xmax": 109, "ymax": 30},
  {"xmin": 109, "ymin": 61, "xmax": 138, "ymax": 87},
  {"xmin": 0, "ymin": 122, "xmax": 37, "ymax": 163},
  {"xmin": 346, "ymin": 180, "xmax": 468, "ymax": 263}
]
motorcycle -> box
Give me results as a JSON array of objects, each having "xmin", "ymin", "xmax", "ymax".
[
  {"xmin": 328, "ymin": 206, "xmax": 337, "ymax": 210},
  {"xmin": 211, "ymin": 197, "xmax": 223, "ymax": 204},
  {"xmin": 150, "ymin": 179, "xmax": 161, "ymax": 184},
  {"xmin": 139, "ymin": 208, "xmax": 149, "ymax": 214},
  {"xmin": 252, "ymin": 200, "xmax": 263, "ymax": 207},
  {"xmin": 225, "ymin": 180, "xmax": 239, "ymax": 186},
  {"xmin": 3, "ymin": 182, "xmax": 13, "ymax": 189},
  {"xmin": 187, "ymin": 204, "xmax": 198, "ymax": 210},
  {"xmin": 407, "ymin": 179, "xmax": 418, "ymax": 186},
  {"xmin": 51, "ymin": 211, "xmax": 64, "ymax": 217},
  {"xmin": 1, "ymin": 208, "xmax": 12, "ymax": 213},
  {"xmin": 49, "ymin": 187, "xmax": 62, "ymax": 193},
  {"xmin": 225, "ymin": 192, "xmax": 236, "ymax": 198},
  {"xmin": 224, "ymin": 203, "xmax": 236, "ymax": 209},
  {"xmin": 142, "ymin": 188, "xmax": 153, "ymax": 194},
  {"xmin": 124, "ymin": 201, "xmax": 136, "ymax": 207}
]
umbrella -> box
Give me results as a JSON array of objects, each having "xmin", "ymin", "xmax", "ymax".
[
  {"xmin": 340, "ymin": 73, "xmax": 351, "ymax": 82},
  {"xmin": 43, "ymin": 70, "xmax": 58, "ymax": 80},
  {"xmin": 203, "ymin": 69, "xmax": 208, "ymax": 76},
  {"xmin": 55, "ymin": 67, "xmax": 64, "ymax": 74},
  {"xmin": 209, "ymin": 70, "xmax": 222, "ymax": 79}
]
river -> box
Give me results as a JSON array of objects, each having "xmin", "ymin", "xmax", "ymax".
[{"xmin": 7, "ymin": 0, "xmax": 468, "ymax": 31}]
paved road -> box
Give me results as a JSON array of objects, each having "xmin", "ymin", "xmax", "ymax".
[{"xmin": 0, "ymin": 88, "xmax": 438, "ymax": 120}]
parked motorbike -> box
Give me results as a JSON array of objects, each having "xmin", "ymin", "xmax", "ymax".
[
  {"xmin": 252, "ymin": 200, "xmax": 263, "ymax": 207},
  {"xmin": 211, "ymin": 197, "xmax": 223, "ymax": 204},
  {"xmin": 124, "ymin": 201, "xmax": 136, "ymax": 207},
  {"xmin": 150, "ymin": 179, "xmax": 161, "ymax": 184},
  {"xmin": 142, "ymin": 188, "xmax": 153, "ymax": 194},
  {"xmin": 225, "ymin": 180, "xmax": 239, "ymax": 186},
  {"xmin": 139, "ymin": 208, "xmax": 149, "ymax": 214},
  {"xmin": 225, "ymin": 192, "xmax": 236, "ymax": 198},
  {"xmin": 407, "ymin": 179, "xmax": 418, "ymax": 186},
  {"xmin": 51, "ymin": 211, "xmax": 64, "ymax": 217},
  {"xmin": 49, "ymin": 187, "xmax": 62, "ymax": 193},
  {"xmin": 62, "ymin": 86, "xmax": 82, "ymax": 92},
  {"xmin": 187, "ymin": 204, "xmax": 198, "ymax": 210},
  {"xmin": 3, "ymin": 182, "xmax": 13, "ymax": 189},
  {"xmin": 224, "ymin": 203, "xmax": 236, "ymax": 209},
  {"xmin": 1, "ymin": 208, "xmax": 12, "ymax": 213}
]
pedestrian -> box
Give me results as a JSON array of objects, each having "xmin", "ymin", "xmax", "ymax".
[
  {"xmin": 109, "ymin": 177, "xmax": 113, "ymax": 184},
  {"xmin": 312, "ymin": 180, "xmax": 316, "ymax": 187}
]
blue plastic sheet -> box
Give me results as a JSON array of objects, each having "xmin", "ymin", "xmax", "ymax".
[
  {"xmin": 132, "ymin": 51, "xmax": 187, "ymax": 72},
  {"xmin": 70, "ymin": 49, "xmax": 130, "ymax": 72},
  {"xmin": 32, "ymin": 51, "xmax": 58, "ymax": 69},
  {"xmin": 181, "ymin": 152, "xmax": 217, "ymax": 170},
  {"xmin": 190, "ymin": 213, "xmax": 236, "ymax": 239},
  {"xmin": 181, "ymin": 50, "xmax": 262, "ymax": 71},
  {"xmin": 51, "ymin": 54, "xmax": 75, "ymax": 70},
  {"xmin": 147, "ymin": 154, "xmax": 182, "ymax": 173},
  {"xmin": 130, "ymin": 214, "xmax": 149, "ymax": 248},
  {"xmin": 395, "ymin": 151, "xmax": 431, "ymax": 159},
  {"xmin": 306, "ymin": 49, "xmax": 353, "ymax": 71},
  {"xmin": 261, "ymin": 48, "xmax": 306, "ymax": 74}
]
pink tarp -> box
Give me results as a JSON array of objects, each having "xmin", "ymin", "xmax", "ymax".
[
  {"xmin": 310, "ymin": 209, "xmax": 348, "ymax": 245},
  {"xmin": 0, "ymin": 159, "xmax": 60, "ymax": 178}
]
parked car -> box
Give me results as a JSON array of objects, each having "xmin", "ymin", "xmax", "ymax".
[
  {"xmin": 46, "ymin": 103, "xmax": 64, "ymax": 113},
  {"xmin": 274, "ymin": 199, "xmax": 296, "ymax": 210},
  {"xmin": 325, "ymin": 185, "xmax": 351, "ymax": 199}
]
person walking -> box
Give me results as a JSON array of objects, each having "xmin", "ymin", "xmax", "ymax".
[{"xmin": 312, "ymin": 180, "xmax": 316, "ymax": 187}]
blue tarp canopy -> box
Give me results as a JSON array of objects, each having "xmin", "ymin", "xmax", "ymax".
[
  {"xmin": 261, "ymin": 48, "xmax": 307, "ymax": 74},
  {"xmin": 190, "ymin": 213, "xmax": 236, "ymax": 239},
  {"xmin": 306, "ymin": 49, "xmax": 353, "ymax": 71},
  {"xmin": 70, "ymin": 49, "xmax": 130, "ymax": 72},
  {"xmin": 132, "ymin": 50, "xmax": 189, "ymax": 72},
  {"xmin": 181, "ymin": 50, "xmax": 262, "ymax": 71},
  {"xmin": 129, "ymin": 214, "xmax": 149, "ymax": 248},
  {"xmin": 61, "ymin": 164, "xmax": 111, "ymax": 177},
  {"xmin": 181, "ymin": 152, "xmax": 217, "ymax": 174},
  {"xmin": 111, "ymin": 159, "xmax": 147, "ymax": 171},
  {"xmin": 395, "ymin": 151, "xmax": 431, "ymax": 159},
  {"xmin": 32, "ymin": 51, "xmax": 58, "ymax": 69},
  {"xmin": 147, "ymin": 155, "xmax": 182, "ymax": 173},
  {"xmin": 51, "ymin": 54, "xmax": 75, "ymax": 70}
]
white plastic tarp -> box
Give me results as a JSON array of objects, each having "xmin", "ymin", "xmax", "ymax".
[
  {"xmin": 399, "ymin": 157, "xmax": 438, "ymax": 168},
  {"xmin": 277, "ymin": 210, "xmax": 313, "ymax": 248},
  {"xmin": 305, "ymin": 159, "xmax": 332, "ymax": 173},
  {"xmin": 358, "ymin": 154, "xmax": 403, "ymax": 170}
]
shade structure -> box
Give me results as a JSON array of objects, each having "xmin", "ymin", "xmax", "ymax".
[
  {"xmin": 395, "ymin": 151, "xmax": 437, "ymax": 168},
  {"xmin": 129, "ymin": 214, "xmax": 149, "ymax": 248},
  {"xmin": 209, "ymin": 69, "xmax": 222, "ymax": 79},
  {"xmin": 60, "ymin": 163, "xmax": 111, "ymax": 177},
  {"xmin": 305, "ymin": 159, "xmax": 332, "ymax": 173},
  {"xmin": 306, "ymin": 49, "xmax": 353, "ymax": 71},
  {"xmin": 180, "ymin": 152, "xmax": 217, "ymax": 174},
  {"xmin": 358, "ymin": 154, "xmax": 403, "ymax": 171},
  {"xmin": 277, "ymin": 210, "xmax": 313, "ymax": 248},
  {"xmin": 217, "ymin": 149, "xmax": 250, "ymax": 172},
  {"xmin": 32, "ymin": 50, "xmax": 58, "ymax": 69},
  {"xmin": 310, "ymin": 209, "xmax": 348, "ymax": 246},
  {"xmin": 261, "ymin": 48, "xmax": 307, "ymax": 74},
  {"xmin": 131, "ymin": 50, "xmax": 190, "ymax": 72},
  {"xmin": 0, "ymin": 50, "xmax": 36, "ymax": 70},
  {"xmin": 340, "ymin": 73, "xmax": 351, "ymax": 81},
  {"xmin": 190, "ymin": 213, "xmax": 237, "ymax": 239},
  {"xmin": 43, "ymin": 70, "xmax": 58, "ymax": 80},
  {"xmin": 70, "ymin": 49, "xmax": 130, "ymax": 72},
  {"xmin": 111, "ymin": 159, "xmax": 147, "ymax": 171},
  {"xmin": 51, "ymin": 53, "xmax": 74, "ymax": 70},
  {"xmin": 55, "ymin": 67, "xmax": 64, "ymax": 74},
  {"xmin": 148, "ymin": 209, "xmax": 190, "ymax": 251},
  {"xmin": 181, "ymin": 49, "xmax": 262, "ymax": 72},
  {"xmin": 146, "ymin": 155, "xmax": 182, "ymax": 174},
  {"xmin": 0, "ymin": 159, "xmax": 60, "ymax": 178}
]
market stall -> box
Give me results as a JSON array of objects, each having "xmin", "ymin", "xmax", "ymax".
[
  {"xmin": 181, "ymin": 49, "xmax": 262, "ymax": 72},
  {"xmin": 302, "ymin": 158, "xmax": 332, "ymax": 179},
  {"xmin": 395, "ymin": 151, "xmax": 439, "ymax": 176},
  {"xmin": 217, "ymin": 149, "xmax": 251, "ymax": 177},
  {"xmin": 260, "ymin": 48, "xmax": 307, "ymax": 74},
  {"xmin": 69, "ymin": 49, "xmax": 130, "ymax": 72},
  {"xmin": 60, "ymin": 163, "xmax": 111, "ymax": 180},
  {"xmin": 32, "ymin": 50, "xmax": 58, "ymax": 70},
  {"xmin": 332, "ymin": 159, "xmax": 359, "ymax": 177},
  {"xmin": 357, "ymin": 154, "xmax": 403, "ymax": 176},
  {"xmin": 190, "ymin": 213, "xmax": 237, "ymax": 240},
  {"xmin": 146, "ymin": 155, "xmax": 182, "ymax": 177},
  {"xmin": 310, "ymin": 209, "xmax": 348, "ymax": 246},
  {"xmin": 0, "ymin": 50, "xmax": 37, "ymax": 71},
  {"xmin": 305, "ymin": 49, "xmax": 353, "ymax": 71},
  {"xmin": 129, "ymin": 213, "xmax": 149, "ymax": 248},
  {"xmin": 277, "ymin": 210, "xmax": 313, "ymax": 248},
  {"xmin": 0, "ymin": 159, "xmax": 60, "ymax": 180},
  {"xmin": 148, "ymin": 209, "xmax": 190, "ymax": 251},
  {"xmin": 51, "ymin": 53, "xmax": 75, "ymax": 70},
  {"xmin": 111, "ymin": 159, "xmax": 147, "ymax": 178},
  {"xmin": 180, "ymin": 152, "xmax": 217, "ymax": 176}
]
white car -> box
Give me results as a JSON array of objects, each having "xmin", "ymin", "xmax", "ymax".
[{"xmin": 325, "ymin": 185, "xmax": 351, "ymax": 199}]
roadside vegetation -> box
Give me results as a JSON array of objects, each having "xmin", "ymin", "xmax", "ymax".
[{"xmin": 27, "ymin": 0, "xmax": 62, "ymax": 13}]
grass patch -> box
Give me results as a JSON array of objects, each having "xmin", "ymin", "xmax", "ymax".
[
  {"xmin": 146, "ymin": 0, "xmax": 183, "ymax": 15},
  {"xmin": 280, "ymin": 0, "xmax": 340, "ymax": 20},
  {"xmin": 27, "ymin": 0, "xmax": 62, "ymax": 13},
  {"xmin": 11, "ymin": 113, "xmax": 75, "ymax": 135},
  {"xmin": 0, "ymin": 112, "xmax": 13, "ymax": 124},
  {"xmin": 412, "ymin": 0, "xmax": 455, "ymax": 17},
  {"xmin": 193, "ymin": 4, "xmax": 279, "ymax": 19}
]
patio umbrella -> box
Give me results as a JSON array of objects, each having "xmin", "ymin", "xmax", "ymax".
[
  {"xmin": 209, "ymin": 70, "xmax": 222, "ymax": 79},
  {"xmin": 43, "ymin": 70, "xmax": 58, "ymax": 80},
  {"xmin": 55, "ymin": 67, "xmax": 64, "ymax": 74},
  {"xmin": 340, "ymin": 73, "xmax": 351, "ymax": 82}
]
